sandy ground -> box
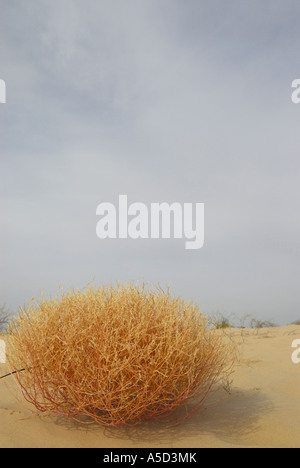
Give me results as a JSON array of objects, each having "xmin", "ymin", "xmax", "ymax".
[{"xmin": 0, "ymin": 325, "xmax": 300, "ymax": 448}]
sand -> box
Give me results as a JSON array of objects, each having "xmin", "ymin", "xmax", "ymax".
[{"xmin": 1, "ymin": 325, "xmax": 300, "ymax": 448}]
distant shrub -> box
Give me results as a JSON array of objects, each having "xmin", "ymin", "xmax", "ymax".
[
  {"xmin": 213, "ymin": 315, "xmax": 233, "ymax": 329},
  {"xmin": 0, "ymin": 305, "xmax": 8, "ymax": 333},
  {"xmin": 249, "ymin": 318, "xmax": 277, "ymax": 329},
  {"xmin": 7, "ymin": 284, "xmax": 235, "ymax": 426}
]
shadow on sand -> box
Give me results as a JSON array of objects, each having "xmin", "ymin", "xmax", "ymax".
[{"xmin": 53, "ymin": 388, "xmax": 273, "ymax": 446}]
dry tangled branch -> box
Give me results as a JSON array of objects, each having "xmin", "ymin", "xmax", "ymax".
[{"xmin": 7, "ymin": 283, "xmax": 236, "ymax": 426}]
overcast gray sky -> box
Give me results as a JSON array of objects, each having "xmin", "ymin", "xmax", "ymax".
[{"xmin": 0, "ymin": 0, "xmax": 299, "ymax": 325}]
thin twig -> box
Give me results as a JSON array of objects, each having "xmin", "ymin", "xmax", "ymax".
[{"xmin": 0, "ymin": 368, "xmax": 28, "ymax": 380}]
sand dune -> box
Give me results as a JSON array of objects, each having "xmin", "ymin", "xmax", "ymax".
[{"xmin": 1, "ymin": 325, "xmax": 300, "ymax": 448}]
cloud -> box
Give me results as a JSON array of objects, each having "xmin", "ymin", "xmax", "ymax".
[{"xmin": 0, "ymin": 1, "xmax": 299, "ymax": 324}]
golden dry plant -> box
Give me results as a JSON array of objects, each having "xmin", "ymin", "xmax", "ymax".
[{"xmin": 7, "ymin": 283, "xmax": 236, "ymax": 426}]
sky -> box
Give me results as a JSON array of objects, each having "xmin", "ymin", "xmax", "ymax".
[{"xmin": 0, "ymin": 0, "xmax": 299, "ymax": 325}]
